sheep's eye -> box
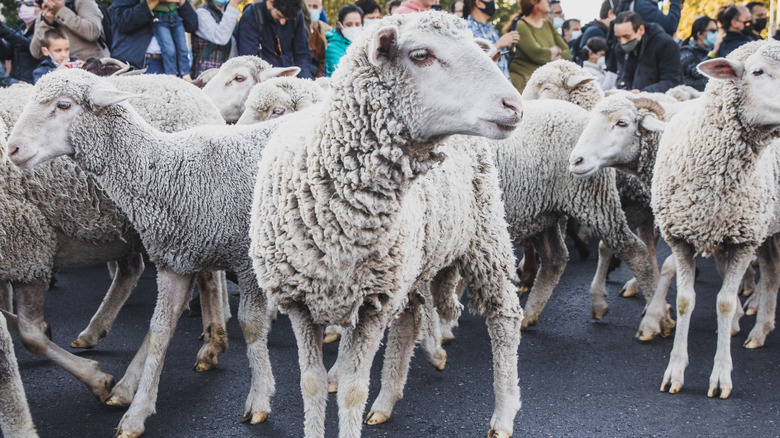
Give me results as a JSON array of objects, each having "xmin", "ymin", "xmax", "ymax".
[
  {"xmin": 272, "ymin": 107, "xmax": 285, "ymax": 115},
  {"xmin": 752, "ymin": 69, "xmax": 765, "ymax": 77},
  {"xmin": 56, "ymin": 101, "xmax": 71, "ymax": 110},
  {"xmin": 616, "ymin": 120, "xmax": 629, "ymax": 127},
  {"xmin": 409, "ymin": 50, "xmax": 430, "ymax": 62},
  {"xmin": 234, "ymin": 75, "xmax": 246, "ymax": 82},
  {"xmin": 542, "ymin": 84, "xmax": 554, "ymax": 91}
]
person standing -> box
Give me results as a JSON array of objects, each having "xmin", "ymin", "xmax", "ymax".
[
  {"xmin": 306, "ymin": 0, "xmax": 330, "ymax": 78},
  {"xmin": 463, "ymin": 0, "xmax": 518, "ymax": 79},
  {"xmin": 679, "ymin": 15, "xmax": 717, "ymax": 92},
  {"xmin": 0, "ymin": 0, "xmax": 40, "ymax": 83},
  {"xmin": 30, "ymin": 0, "xmax": 109, "ymax": 61},
  {"xmin": 717, "ymin": 5, "xmax": 754, "ymax": 58},
  {"xmin": 613, "ymin": 11, "xmax": 680, "ymax": 93},
  {"xmin": 746, "ymin": 1, "xmax": 767, "ymax": 40},
  {"xmin": 190, "ymin": 0, "xmax": 240, "ymax": 78},
  {"xmin": 508, "ymin": 0, "xmax": 570, "ymax": 93},
  {"xmin": 237, "ymin": 0, "xmax": 312, "ymax": 78},
  {"xmin": 324, "ymin": 3, "xmax": 362, "ymax": 77}
]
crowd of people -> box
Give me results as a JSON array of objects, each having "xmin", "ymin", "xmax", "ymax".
[{"xmin": 0, "ymin": 0, "xmax": 778, "ymax": 92}]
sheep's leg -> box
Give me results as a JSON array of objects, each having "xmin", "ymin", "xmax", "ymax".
[
  {"xmin": 620, "ymin": 222, "xmax": 658, "ymax": 298},
  {"xmin": 636, "ymin": 254, "xmax": 677, "ymax": 341},
  {"xmin": 661, "ymin": 240, "xmax": 697, "ymax": 395},
  {"xmin": 327, "ymin": 344, "xmax": 342, "ymax": 393},
  {"xmin": 431, "ymin": 267, "xmax": 464, "ymax": 346},
  {"xmin": 194, "ymin": 271, "xmax": 228, "ymax": 372},
  {"xmin": 744, "ymin": 236, "xmax": 780, "ymax": 349},
  {"xmin": 590, "ymin": 241, "xmax": 613, "ymax": 320},
  {"xmin": 72, "ymin": 253, "xmax": 145, "ymax": 349},
  {"xmin": 518, "ymin": 243, "xmax": 537, "ymax": 295},
  {"xmin": 597, "ymin": 222, "xmax": 657, "ymax": 309},
  {"xmin": 336, "ymin": 309, "xmax": 390, "ymax": 438},
  {"xmin": 708, "ymin": 245, "xmax": 754, "ymax": 399},
  {"xmin": 288, "ymin": 305, "xmax": 327, "ymax": 438},
  {"xmin": 366, "ymin": 297, "xmax": 423, "ymax": 426},
  {"xmin": 113, "ymin": 270, "xmax": 194, "ymax": 438},
  {"xmin": 217, "ymin": 270, "xmax": 231, "ymax": 324},
  {"xmin": 14, "ymin": 280, "xmax": 115, "ymax": 402},
  {"xmin": 106, "ymin": 332, "xmax": 151, "ymax": 407},
  {"xmin": 238, "ymin": 271, "xmax": 275, "ymax": 425},
  {"xmin": 713, "ymin": 250, "xmax": 745, "ymax": 335},
  {"xmin": 521, "ymin": 225, "xmax": 569, "ymax": 329},
  {"xmin": 418, "ymin": 296, "xmax": 446, "ymax": 370},
  {"xmin": 0, "ymin": 313, "xmax": 38, "ymax": 438},
  {"xmin": 740, "ymin": 262, "xmax": 756, "ymax": 297},
  {"xmin": 0, "ymin": 281, "xmax": 12, "ymax": 312},
  {"xmin": 566, "ymin": 217, "xmax": 590, "ymax": 261}
]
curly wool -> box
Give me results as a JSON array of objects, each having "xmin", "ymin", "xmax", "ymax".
[
  {"xmin": 652, "ymin": 42, "xmax": 780, "ymax": 254},
  {"xmin": 0, "ymin": 84, "xmax": 33, "ymax": 132},
  {"xmin": 523, "ymin": 60, "xmax": 605, "ymax": 111},
  {"xmin": 250, "ymin": 13, "xmax": 521, "ymax": 327},
  {"xmin": 238, "ymin": 77, "xmax": 324, "ymax": 124}
]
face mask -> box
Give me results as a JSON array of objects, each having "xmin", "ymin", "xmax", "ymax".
[
  {"xmin": 597, "ymin": 56, "xmax": 606, "ymax": 70},
  {"xmin": 553, "ymin": 17, "xmax": 564, "ymax": 29},
  {"xmin": 570, "ymin": 30, "xmax": 582, "ymax": 40},
  {"xmin": 309, "ymin": 9, "xmax": 320, "ymax": 22},
  {"xmin": 753, "ymin": 18, "xmax": 767, "ymax": 32},
  {"xmin": 363, "ymin": 18, "xmax": 379, "ymax": 28},
  {"xmin": 341, "ymin": 26, "xmax": 363, "ymax": 42},
  {"xmin": 621, "ymin": 38, "xmax": 639, "ymax": 52},
  {"xmin": 18, "ymin": 4, "xmax": 37, "ymax": 24},
  {"xmin": 214, "ymin": 0, "xmax": 230, "ymax": 6},
  {"xmin": 704, "ymin": 31, "xmax": 718, "ymax": 48},
  {"xmin": 742, "ymin": 21, "xmax": 753, "ymax": 35},
  {"xmin": 479, "ymin": 0, "xmax": 495, "ymax": 17}
]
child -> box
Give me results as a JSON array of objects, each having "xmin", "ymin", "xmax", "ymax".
[
  {"xmin": 151, "ymin": 0, "xmax": 191, "ymax": 80},
  {"xmin": 32, "ymin": 28, "xmax": 82, "ymax": 84},
  {"xmin": 580, "ymin": 37, "xmax": 616, "ymax": 91}
]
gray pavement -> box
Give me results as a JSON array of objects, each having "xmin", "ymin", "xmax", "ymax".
[{"xmin": 11, "ymin": 239, "xmax": 780, "ymax": 437}]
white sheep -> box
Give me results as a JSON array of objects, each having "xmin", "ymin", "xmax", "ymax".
[
  {"xmin": 236, "ymin": 76, "xmax": 325, "ymax": 125},
  {"xmin": 249, "ymin": 12, "xmax": 524, "ymax": 438},
  {"xmin": 651, "ymin": 40, "xmax": 780, "ymax": 399},
  {"xmin": 200, "ymin": 56, "xmax": 301, "ymax": 122},
  {"xmin": 0, "ymin": 313, "xmax": 37, "ymax": 438},
  {"xmin": 521, "ymin": 59, "xmax": 605, "ymax": 111},
  {"xmin": 7, "ymin": 69, "xmax": 278, "ymax": 437}
]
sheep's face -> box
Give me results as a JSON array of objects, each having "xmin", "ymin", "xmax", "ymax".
[
  {"xmin": 569, "ymin": 97, "xmax": 665, "ymax": 178},
  {"xmin": 236, "ymin": 78, "xmax": 324, "ymax": 125},
  {"xmin": 202, "ymin": 57, "xmax": 300, "ymax": 123},
  {"xmin": 8, "ymin": 95, "xmax": 83, "ymax": 168},
  {"xmin": 365, "ymin": 14, "xmax": 522, "ymax": 141},
  {"xmin": 522, "ymin": 61, "xmax": 597, "ymax": 105}
]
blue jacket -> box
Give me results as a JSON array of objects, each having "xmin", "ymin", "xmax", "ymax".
[
  {"xmin": 237, "ymin": 1, "xmax": 311, "ymax": 79},
  {"xmin": 111, "ymin": 0, "xmax": 199, "ymax": 68},
  {"xmin": 0, "ymin": 23, "xmax": 37, "ymax": 83},
  {"xmin": 324, "ymin": 28, "xmax": 349, "ymax": 77},
  {"xmin": 33, "ymin": 56, "xmax": 77, "ymax": 84}
]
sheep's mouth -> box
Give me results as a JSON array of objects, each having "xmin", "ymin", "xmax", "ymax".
[
  {"xmin": 8, "ymin": 147, "xmax": 35, "ymax": 168},
  {"xmin": 569, "ymin": 164, "xmax": 599, "ymax": 178},
  {"xmin": 485, "ymin": 117, "xmax": 521, "ymax": 133}
]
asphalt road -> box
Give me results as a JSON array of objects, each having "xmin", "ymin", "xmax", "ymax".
[{"xmin": 11, "ymin": 239, "xmax": 780, "ymax": 438}]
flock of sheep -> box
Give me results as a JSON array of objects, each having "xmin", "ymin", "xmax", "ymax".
[{"xmin": 0, "ymin": 11, "xmax": 778, "ymax": 438}]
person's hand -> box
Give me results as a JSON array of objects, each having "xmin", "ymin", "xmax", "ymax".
[
  {"xmin": 631, "ymin": 89, "xmax": 640, "ymax": 94},
  {"xmin": 550, "ymin": 45, "xmax": 561, "ymax": 59},
  {"xmin": 496, "ymin": 31, "xmax": 519, "ymax": 50},
  {"xmin": 41, "ymin": 0, "xmax": 64, "ymax": 19}
]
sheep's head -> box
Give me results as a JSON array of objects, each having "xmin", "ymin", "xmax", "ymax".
[
  {"xmin": 569, "ymin": 94, "xmax": 666, "ymax": 179},
  {"xmin": 200, "ymin": 56, "xmax": 300, "ymax": 123},
  {"xmin": 698, "ymin": 39, "xmax": 780, "ymax": 129},
  {"xmin": 7, "ymin": 69, "xmax": 137, "ymax": 168},
  {"xmin": 522, "ymin": 60, "xmax": 602, "ymax": 110},
  {"xmin": 236, "ymin": 77, "xmax": 325, "ymax": 125},
  {"xmin": 335, "ymin": 11, "xmax": 522, "ymax": 142}
]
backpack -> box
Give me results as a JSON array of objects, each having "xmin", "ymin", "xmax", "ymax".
[
  {"xmin": 64, "ymin": 0, "xmax": 112, "ymax": 51},
  {"xmin": 236, "ymin": 1, "xmax": 300, "ymax": 55}
]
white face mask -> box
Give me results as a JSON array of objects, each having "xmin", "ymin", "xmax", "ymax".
[
  {"xmin": 363, "ymin": 18, "xmax": 380, "ymax": 29},
  {"xmin": 570, "ymin": 30, "xmax": 582, "ymax": 40},
  {"xmin": 309, "ymin": 9, "xmax": 320, "ymax": 23},
  {"xmin": 341, "ymin": 26, "xmax": 363, "ymax": 42},
  {"xmin": 553, "ymin": 17, "xmax": 564, "ymax": 29}
]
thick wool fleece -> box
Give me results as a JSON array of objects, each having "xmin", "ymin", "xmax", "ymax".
[
  {"xmin": 239, "ymin": 77, "xmax": 324, "ymax": 123},
  {"xmin": 652, "ymin": 43, "xmax": 780, "ymax": 255},
  {"xmin": 523, "ymin": 60, "xmax": 605, "ymax": 111},
  {"xmin": 250, "ymin": 13, "xmax": 522, "ymax": 328},
  {"xmin": 0, "ymin": 84, "xmax": 33, "ymax": 132}
]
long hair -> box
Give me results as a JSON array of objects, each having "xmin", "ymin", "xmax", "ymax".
[{"xmin": 683, "ymin": 15, "xmax": 714, "ymax": 44}]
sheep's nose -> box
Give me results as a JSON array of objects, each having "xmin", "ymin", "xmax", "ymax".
[
  {"xmin": 7, "ymin": 143, "xmax": 19, "ymax": 158},
  {"xmin": 570, "ymin": 156, "xmax": 584, "ymax": 166},
  {"xmin": 502, "ymin": 98, "xmax": 522, "ymax": 116}
]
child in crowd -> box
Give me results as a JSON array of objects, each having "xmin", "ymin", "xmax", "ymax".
[
  {"xmin": 32, "ymin": 29, "xmax": 82, "ymax": 84},
  {"xmin": 580, "ymin": 37, "xmax": 616, "ymax": 91},
  {"xmin": 152, "ymin": 0, "xmax": 192, "ymax": 80}
]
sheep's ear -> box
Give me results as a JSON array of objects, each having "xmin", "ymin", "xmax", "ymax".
[
  {"xmin": 369, "ymin": 26, "xmax": 399, "ymax": 67},
  {"xmin": 90, "ymin": 86, "xmax": 139, "ymax": 107},
  {"xmin": 521, "ymin": 84, "xmax": 539, "ymax": 100},
  {"xmin": 566, "ymin": 75, "xmax": 596, "ymax": 89},
  {"xmin": 260, "ymin": 67, "xmax": 301, "ymax": 81},
  {"xmin": 192, "ymin": 68, "xmax": 220, "ymax": 88},
  {"xmin": 640, "ymin": 114, "xmax": 667, "ymax": 132},
  {"xmin": 697, "ymin": 58, "xmax": 744, "ymax": 80}
]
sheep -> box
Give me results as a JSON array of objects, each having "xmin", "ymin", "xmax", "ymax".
[
  {"xmin": 0, "ymin": 83, "xmax": 33, "ymax": 132},
  {"xmin": 200, "ymin": 56, "xmax": 301, "ymax": 123},
  {"xmin": 249, "ymin": 12, "xmax": 524, "ymax": 438},
  {"xmin": 521, "ymin": 59, "xmax": 605, "ymax": 111},
  {"xmin": 236, "ymin": 76, "xmax": 325, "ymax": 125},
  {"xmin": 650, "ymin": 40, "xmax": 780, "ymax": 399},
  {"xmin": 8, "ymin": 68, "xmax": 283, "ymax": 438},
  {"xmin": 0, "ymin": 313, "xmax": 37, "ymax": 438},
  {"xmin": 664, "ymin": 84, "xmax": 702, "ymax": 101}
]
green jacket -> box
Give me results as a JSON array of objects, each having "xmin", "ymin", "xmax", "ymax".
[{"xmin": 324, "ymin": 28, "xmax": 350, "ymax": 77}]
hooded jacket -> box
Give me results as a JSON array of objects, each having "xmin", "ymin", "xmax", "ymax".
[{"xmin": 616, "ymin": 22, "xmax": 680, "ymax": 93}]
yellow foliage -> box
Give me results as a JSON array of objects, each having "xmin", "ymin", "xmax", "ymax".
[{"xmin": 677, "ymin": 0, "xmax": 771, "ymax": 39}]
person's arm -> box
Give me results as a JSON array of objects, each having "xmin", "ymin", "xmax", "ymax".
[
  {"xmin": 642, "ymin": 39, "xmax": 681, "ymax": 93},
  {"xmin": 634, "ymin": 0, "xmax": 680, "ymax": 35},
  {"xmin": 112, "ymin": 0, "xmax": 158, "ymax": 35},
  {"xmin": 292, "ymin": 12, "xmax": 312, "ymax": 78},
  {"xmin": 237, "ymin": 3, "xmax": 259, "ymax": 56},
  {"xmin": 0, "ymin": 69, "xmax": 18, "ymax": 87},
  {"xmin": 195, "ymin": 4, "xmax": 240, "ymax": 45},
  {"xmin": 552, "ymin": 23, "xmax": 571, "ymax": 60},
  {"xmin": 54, "ymin": 0, "xmax": 102, "ymax": 42},
  {"xmin": 679, "ymin": 47, "xmax": 704, "ymax": 82},
  {"xmin": 30, "ymin": 15, "xmax": 55, "ymax": 59},
  {"xmin": 513, "ymin": 21, "xmax": 553, "ymax": 64},
  {"xmin": 178, "ymin": 0, "xmax": 199, "ymax": 34},
  {"xmin": 0, "ymin": 24, "xmax": 32, "ymax": 55}
]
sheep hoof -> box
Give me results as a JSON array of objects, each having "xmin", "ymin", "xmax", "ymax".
[
  {"xmin": 635, "ymin": 330, "xmax": 656, "ymax": 342},
  {"xmin": 744, "ymin": 339, "xmax": 763, "ymax": 349},
  {"xmin": 365, "ymin": 410, "xmax": 389, "ymax": 425},
  {"xmin": 487, "ymin": 428, "xmax": 511, "ymax": 438},
  {"xmin": 708, "ymin": 386, "xmax": 731, "ymax": 399},
  {"xmin": 431, "ymin": 351, "xmax": 447, "ymax": 371},
  {"xmin": 668, "ymin": 382, "xmax": 683, "ymax": 394},
  {"xmin": 328, "ymin": 382, "xmax": 338, "ymax": 393},
  {"xmin": 323, "ymin": 333, "xmax": 341, "ymax": 344},
  {"xmin": 518, "ymin": 285, "xmax": 530, "ymax": 295},
  {"xmin": 591, "ymin": 307, "xmax": 609, "ymax": 320},
  {"xmin": 193, "ymin": 359, "xmax": 217, "ymax": 372},
  {"xmin": 105, "ymin": 394, "xmax": 132, "ymax": 407},
  {"xmin": 232, "ymin": 290, "xmax": 240, "ymax": 296},
  {"xmin": 71, "ymin": 337, "xmax": 97, "ymax": 349},
  {"xmin": 745, "ymin": 306, "xmax": 757, "ymax": 316},
  {"xmin": 618, "ymin": 286, "xmax": 638, "ymax": 298},
  {"xmin": 731, "ymin": 328, "xmax": 740, "ymax": 336},
  {"xmin": 741, "ymin": 288, "xmax": 754, "ymax": 297},
  {"xmin": 520, "ymin": 315, "xmax": 538, "ymax": 330},
  {"xmin": 115, "ymin": 430, "xmax": 141, "ymax": 438},
  {"xmin": 440, "ymin": 334, "xmax": 454, "ymax": 346},
  {"xmin": 241, "ymin": 411, "xmax": 268, "ymax": 424}
]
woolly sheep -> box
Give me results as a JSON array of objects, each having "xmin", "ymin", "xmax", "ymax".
[
  {"xmin": 0, "ymin": 83, "xmax": 33, "ymax": 131},
  {"xmin": 249, "ymin": 12, "xmax": 524, "ymax": 438},
  {"xmin": 664, "ymin": 84, "xmax": 702, "ymax": 101},
  {"xmin": 522, "ymin": 59, "xmax": 605, "ymax": 111},
  {"xmin": 651, "ymin": 40, "xmax": 780, "ymax": 399},
  {"xmin": 200, "ymin": 56, "xmax": 301, "ymax": 122},
  {"xmin": 0, "ymin": 313, "xmax": 37, "ymax": 438},
  {"xmin": 236, "ymin": 76, "xmax": 325, "ymax": 125},
  {"xmin": 7, "ymin": 69, "xmax": 270, "ymax": 437}
]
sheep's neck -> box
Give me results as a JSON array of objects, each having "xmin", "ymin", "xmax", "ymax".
[{"xmin": 631, "ymin": 130, "xmax": 660, "ymax": 192}]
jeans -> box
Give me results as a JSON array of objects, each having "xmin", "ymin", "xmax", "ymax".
[
  {"xmin": 151, "ymin": 13, "xmax": 190, "ymax": 76},
  {"xmin": 144, "ymin": 57, "xmax": 164, "ymax": 74}
]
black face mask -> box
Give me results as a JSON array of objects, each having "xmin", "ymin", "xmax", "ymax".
[
  {"xmin": 479, "ymin": 0, "xmax": 495, "ymax": 17},
  {"xmin": 753, "ymin": 18, "xmax": 767, "ymax": 32},
  {"xmin": 742, "ymin": 20, "xmax": 753, "ymax": 35}
]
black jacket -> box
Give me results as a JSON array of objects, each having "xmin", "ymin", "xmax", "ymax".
[
  {"xmin": 616, "ymin": 23, "xmax": 681, "ymax": 93},
  {"xmin": 679, "ymin": 40, "xmax": 709, "ymax": 92},
  {"xmin": 718, "ymin": 31, "xmax": 755, "ymax": 58},
  {"xmin": 0, "ymin": 23, "xmax": 37, "ymax": 84}
]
